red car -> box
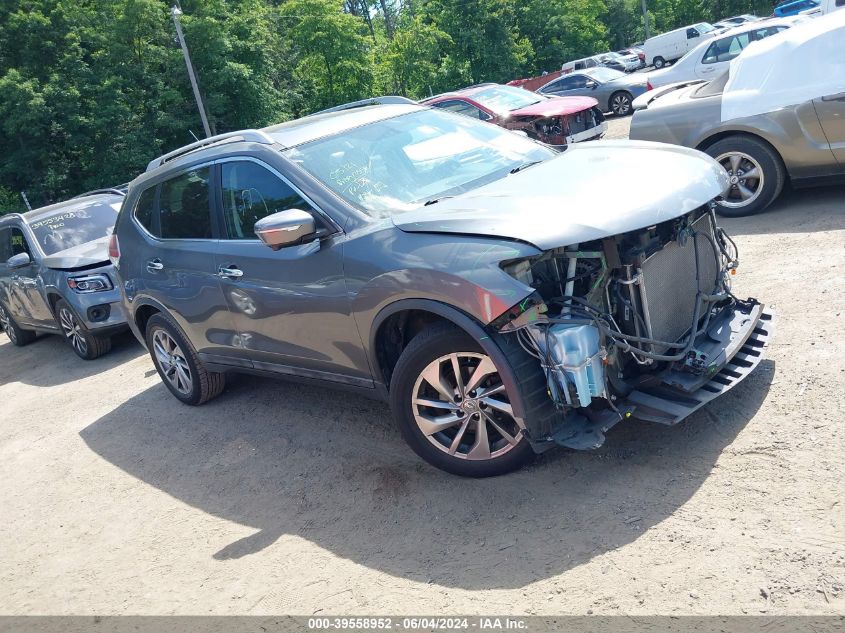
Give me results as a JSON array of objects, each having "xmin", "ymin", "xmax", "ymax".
[{"xmin": 420, "ymin": 83, "xmax": 607, "ymax": 148}]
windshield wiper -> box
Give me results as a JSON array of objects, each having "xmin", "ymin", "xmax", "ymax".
[
  {"xmin": 423, "ymin": 195, "xmax": 454, "ymax": 206},
  {"xmin": 509, "ymin": 160, "xmax": 544, "ymax": 175}
]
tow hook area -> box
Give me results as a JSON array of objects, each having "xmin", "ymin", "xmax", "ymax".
[{"xmin": 550, "ymin": 405, "xmax": 635, "ymax": 450}]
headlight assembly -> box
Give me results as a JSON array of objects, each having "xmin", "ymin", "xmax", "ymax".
[{"xmin": 67, "ymin": 273, "xmax": 113, "ymax": 293}]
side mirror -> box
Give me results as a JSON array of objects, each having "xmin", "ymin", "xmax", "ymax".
[
  {"xmin": 254, "ymin": 209, "xmax": 316, "ymax": 251},
  {"xmin": 586, "ymin": 80, "xmax": 598, "ymax": 89},
  {"xmin": 7, "ymin": 252, "xmax": 31, "ymax": 269}
]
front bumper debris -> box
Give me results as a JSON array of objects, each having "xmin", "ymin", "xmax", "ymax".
[{"xmin": 541, "ymin": 302, "xmax": 774, "ymax": 451}]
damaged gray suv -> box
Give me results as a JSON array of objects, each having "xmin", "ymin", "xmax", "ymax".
[{"xmin": 112, "ymin": 104, "xmax": 773, "ymax": 476}]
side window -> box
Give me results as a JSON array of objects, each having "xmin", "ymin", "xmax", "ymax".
[
  {"xmin": 133, "ymin": 185, "xmax": 158, "ymax": 235},
  {"xmin": 556, "ymin": 76, "xmax": 579, "ymax": 90},
  {"xmin": 0, "ymin": 228, "xmax": 10, "ymax": 262},
  {"xmin": 569, "ymin": 74, "xmax": 590, "ymax": 89},
  {"xmin": 159, "ymin": 167, "xmax": 212, "ymax": 239},
  {"xmin": 702, "ymin": 41, "xmax": 720, "ymax": 64},
  {"xmin": 221, "ymin": 161, "xmax": 316, "ymax": 240},
  {"xmin": 433, "ymin": 100, "xmax": 490, "ymax": 121},
  {"xmin": 687, "ymin": 27, "xmax": 700, "ymax": 38},
  {"xmin": 10, "ymin": 227, "xmax": 31, "ymax": 257},
  {"xmin": 574, "ymin": 61, "xmax": 585, "ymax": 70},
  {"xmin": 837, "ymin": 0, "xmax": 844, "ymax": 7}
]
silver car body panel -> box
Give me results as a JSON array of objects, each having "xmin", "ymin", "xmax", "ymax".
[
  {"xmin": 393, "ymin": 140, "xmax": 729, "ymax": 249},
  {"xmin": 629, "ymin": 83, "xmax": 845, "ymax": 181}
]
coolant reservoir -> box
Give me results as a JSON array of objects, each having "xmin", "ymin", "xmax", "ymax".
[{"xmin": 546, "ymin": 324, "xmax": 606, "ymax": 408}]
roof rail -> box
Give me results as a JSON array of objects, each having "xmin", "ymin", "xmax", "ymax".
[
  {"xmin": 146, "ymin": 129, "xmax": 276, "ymax": 172},
  {"xmin": 71, "ymin": 186, "xmax": 128, "ymax": 199},
  {"xmin": 310, "ymin": 95, "xmax": 417, "ymax": 116}
]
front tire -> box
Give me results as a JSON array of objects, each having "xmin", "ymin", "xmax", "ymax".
[
  {"xmin": 0, "ymin": 302, "xmax": 37, "ymax": 347},
  {"xmin": 653, "ymin": 56, "xmax": 666, "ymax": 69},
  {"xmin": 705, "ymin": 135, "xmax": 785, "ymax": 217},
  {"xmin": 55, "ymin": 299, "xmax": 112, "ymax": 360},
  {"xmin": 610, "ymin": 91, "xmax": 633, "ymax": 116},
  {"xmin": 389, "ymin": 323, "xmax": 534, "ymax": 477},
  {"xmin": 145, "ymin": 312, "xmax": 225, "ymax": 405}
]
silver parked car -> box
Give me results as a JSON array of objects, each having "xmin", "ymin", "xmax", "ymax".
[
  {"xmin": 537, "ymin": 67, "xmax": 650, "ymax": 116},
  {"xmin": 111, "ymin": 103, "xmax": 772, "ymax": 477},
  {"xmin": 630, "ymin": 14, "xmax": 845, "ymax": 216},
  {"xmin": 0, "ymin": 191, "xmax": 128, "ymax": 358}
]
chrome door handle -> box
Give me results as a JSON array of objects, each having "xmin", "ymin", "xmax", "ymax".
[
  {"xmin": 146, "ymin": 259, "xmax": 164, "ymax": 272},
  {"xmin": 218, "ymin": 266, "xmax": 244, "ymax": 279}
]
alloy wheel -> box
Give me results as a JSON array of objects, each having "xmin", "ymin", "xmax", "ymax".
[
  {"xmin": 0, "ymin": 305, "xmax": 15, "ymax": 344},
  {"xmin": 411, "ymin": 352, "xmax": 523, "ymax": 461},
  {"xmin": 59, "ymin": 307, "xmax": 87, "ymax": 356},
  {"xmin": 152, "ymin": 329, "xmax": 193, "ymax": 395},
  {"xmin": 611, "ymin": 94, "xmax": 631, "ymax": 115},
  {"xmin": 715, "ymin": 151, "xmax": 765, "ymax": 208}
]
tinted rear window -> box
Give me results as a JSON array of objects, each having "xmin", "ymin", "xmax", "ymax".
[{"xmin": 27, "ymin": 200, "xmax": 120, "ymax": 256}]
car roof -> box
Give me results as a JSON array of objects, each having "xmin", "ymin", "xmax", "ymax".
[
  {"xmin": 0, "ymin": 193, "xmax": 123, "ymax": 227},
  {"xmin": 136, "ymin": 103, "xmax": 425, "ymax": 183},
  {"xmin": 263, "ymin": 103, "xmax": 420, "ymax": 147}
]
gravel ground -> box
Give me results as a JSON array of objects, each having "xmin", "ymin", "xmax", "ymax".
[{"xmin": 1, "ymin": 118, "xmax": 843, "ymax": 616}]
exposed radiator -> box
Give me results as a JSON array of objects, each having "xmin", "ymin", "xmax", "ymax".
[{"xmin": 638, "ymin": 214, "xmax": 720, "ymax": 352}]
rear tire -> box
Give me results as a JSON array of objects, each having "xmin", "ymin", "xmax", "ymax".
[
  {"xmin": 653, "ymin": 56, "xmax": 666, "ymax": 69},
  {"xmin": 704, "ymin": 135, "xmax": 785, "ymax": 217},
  {"xmin": 389, "ymin": 322, "xmax": 535, "ymax": 477},
  {"xmin": 145, "ymin": 312, "xmax": 225, "ymax": 405},
  {"xmin": 0, "ymin": 303, "xmax": 37, "ymax": 347},
  {"xmin": 610, "ymin": 91, "xmax": 633, "ymax": 116},
  {"xmin": 55, "ymin": 299, "xmax": 112, "ymax": 360}
]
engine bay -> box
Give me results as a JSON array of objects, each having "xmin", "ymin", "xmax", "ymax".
[{"xmin": 497, "ymin": 206, "xmax": 766, "ymax": 448}]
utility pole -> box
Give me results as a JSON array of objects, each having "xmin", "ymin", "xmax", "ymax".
[
  {"xmin": 171, "ymin": 5, "xmax": 212, "ymax": 138},
  {"xmin": 20, "ymin": 191, "xmax": 32, "ymax": 212},
  {"xmin": 640, "ymin": 0, "xmax": 651, "ymax": 39}
]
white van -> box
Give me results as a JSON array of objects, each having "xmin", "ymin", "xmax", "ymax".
[{"xmin": 642, "ymin": 22, "xmax": 719, "ymax": 68}]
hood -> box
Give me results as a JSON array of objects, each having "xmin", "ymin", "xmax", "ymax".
[
  {"xmin": 42, "ymin": 235, "xmax": 111, "ymax": 270},
  {"xmin": 394, "ymin": 140, "xmax": 729, "ymax": 250},
  {"xmin": 509, "ymin": 96, "xmax": 598, "ymax": 118}
]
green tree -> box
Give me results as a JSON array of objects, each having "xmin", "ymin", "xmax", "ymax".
[
  {"xmin": 422, "ymin": 0, "xmax": 533, "ymax": 84},
  {"xmin": 282, "ymin": 0, "xmax": 374, "ymax": 112},
  {"xmin": 519, "ymin": 0, "xmax": 609, "ymax": 72}
]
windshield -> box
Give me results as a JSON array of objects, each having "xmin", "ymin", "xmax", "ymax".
[
  {"xmin": 27, "ymin": 199, "xmax": 120, "ymax": 256},
  {"xmin": 697, "ymin": 22, "xmax": 717, "ymax": 33},
  {"xmin": 587, "ymin": 67, "xmax": 626, "ymax": 82},
  {"xmin": 285, "ymin": 109, "xmax": 555, "ymax": 218},
  {"xmin": 469, "ymin": 85, "xmax": 542, "ymax": 114}
]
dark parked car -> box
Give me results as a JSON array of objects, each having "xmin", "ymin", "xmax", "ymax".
[
  {"xmin": 420, "ymin": 83, "xmax": 606, "ymax": 147},
  {"xmin": 630, "ymin": 14, "xmax": 845, "ymax": 215},
  {"xmin": 0, "ymin": 191, "xmax": 128, "ymax": 358},
  {"xmin": 112, "ymin": 104, "xmax": 772, "ymax": 477},
  {"xmin": 537, "ymin": 67, "xmax": 650, "ymax": 116}
]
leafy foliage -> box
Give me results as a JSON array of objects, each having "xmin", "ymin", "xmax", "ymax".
[{"xmin": 0, "ymin": 0, "xmax": 775, "ymax": 210}]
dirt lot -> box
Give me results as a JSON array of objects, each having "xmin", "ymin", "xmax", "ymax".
[{"xmin": 1, "ymin": 118, "xmax": 844, "ymax": 616}]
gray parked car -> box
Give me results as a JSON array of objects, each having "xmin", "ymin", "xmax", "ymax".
[
  {"xmin": 537, "ymin": 67, "xmax": 650, "ymax": 116},
  {"xmin": 629, "ymin": 14, "xmax": 845, "ymax": 216},
  {"xmin": 0, "ymin": 191, "xmax": 128, "ymax": 358},
  {"xmin": 112, "ymin": 104, "xmax": 772, "ymax": 477}
]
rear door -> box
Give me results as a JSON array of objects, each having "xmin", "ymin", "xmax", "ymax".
[
  {"xmin": 130, "ymin": 166, "xmax": 240, "ymax": 361},
  {"xmin": 211, "ymin": 158, "xmax": 371, "ymax": 385},
  {"xmin": 696, "ymin": 31, "xmax": 751, "ymax": 79},
  {"xmin": 814, "ymin": 91, "xmax": 845, "ymax": 166}
]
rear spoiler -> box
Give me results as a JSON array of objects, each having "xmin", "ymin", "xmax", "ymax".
[{"xmin": 633, "ymin": 79, "xmax": 706, "ymax": 111}]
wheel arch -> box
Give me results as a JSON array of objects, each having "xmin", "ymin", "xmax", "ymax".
[
  {"xmin": 368, "ymin": 299, "xmax": 529, "ymax": 418},
  {"xmin": 696, "ymin": 131, "xmax": 787, "ymax": 167}
]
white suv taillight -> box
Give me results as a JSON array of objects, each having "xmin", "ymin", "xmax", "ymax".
[{"xmin": 108, "ymin": 233, "xmax": 120, "ymax": 266}]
